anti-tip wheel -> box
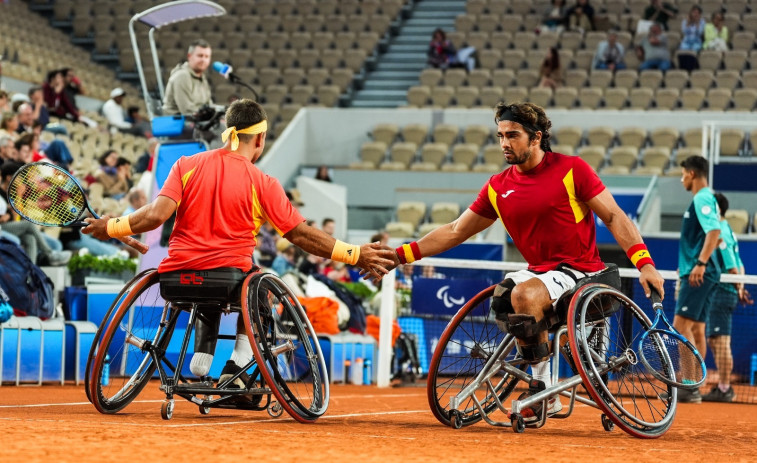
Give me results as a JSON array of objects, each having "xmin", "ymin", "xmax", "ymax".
[
  {"xmin": 268, "ymin": 400, "xmax": 283, "ymax": 418},
  {"xmin": 450, "ymin": 410, "xmax": 464, "ymax": 430},
  {"xmin": 511, "ymin": 414, "xmax": 525, "ymax": 433},
  {"xmin": 601, "ymin": 414, "xmax": 615, "ymax": 432},
  {"xmin": 161, "ymin": 400, "xmax": 174, "ymax": 420}
]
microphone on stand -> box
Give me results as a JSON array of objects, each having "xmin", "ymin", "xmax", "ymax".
[{"xmin": 211, "ymin": 61, "xmax": 259, "ymax": 101}]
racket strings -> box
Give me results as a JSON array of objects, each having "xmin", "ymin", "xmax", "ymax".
[
  {"xmin": 640, "ymin": 331, "xmax": 704, "ymax": 385},
  {"xmin": 9, "ymin": 164, "xmax": 86, "ymax": 226}
]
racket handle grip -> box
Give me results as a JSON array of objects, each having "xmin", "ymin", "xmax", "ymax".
[
  {"xmin": 650, "ymin": 287, "xmax": 662, "ymax": 308},
  {"xmin": 117, "ymin": 236, "xmax": 149, "ymax": 255}
]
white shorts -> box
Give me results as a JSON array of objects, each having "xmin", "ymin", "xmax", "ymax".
[{"xmin": 504, "ymin": 267, "xmax": 602, "ymax": 305}]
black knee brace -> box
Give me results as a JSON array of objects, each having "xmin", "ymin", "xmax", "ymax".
[
  {"xmin": 491, "ymin": 279, "xmax": 516, "ymax": 321},
  {"xmin": 504, "ymin": 313, "xmax": 551, "ymax": 363},
  {"xmin": 194, "ymin": 309, "xmax": 221, "ymax": 355}
]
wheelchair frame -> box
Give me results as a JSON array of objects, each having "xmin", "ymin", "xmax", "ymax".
[
  {"xmin": 85, "ymin": 269, "xmax": 329, "ymax": 422},
  {"xmin": 428, "ymin": 283, "xmax": 678, "ymax": 438}
]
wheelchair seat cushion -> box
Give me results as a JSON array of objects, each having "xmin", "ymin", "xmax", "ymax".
[
  {"xmin": 551, "ymin": 263, "xmax": 621, "ymax": 326},
  {"xmin": 160, "ymin": 268, "xmax": 249, "ymax": 304}
]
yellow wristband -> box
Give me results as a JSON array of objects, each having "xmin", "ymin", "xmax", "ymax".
[
  {"xmin": 331, "ymin": 240, "xmax": 360, "ymax": 265},
  {"xmin": 106, "ymin": 215, "xmax": 133, "ymax": 238}
]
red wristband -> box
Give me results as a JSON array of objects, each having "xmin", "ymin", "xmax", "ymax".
[
  {"xmin": 395, "ymin": 241, "xmax": 422, "ymax": 265},
  {"xmin": 627, "ymin": 243, "xmax": 655, "ymax": 270}
]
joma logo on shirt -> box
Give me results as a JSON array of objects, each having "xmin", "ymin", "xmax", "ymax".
[{"xmin": 501, "ymin": 190, "xmax": 515, "ymax": 198}]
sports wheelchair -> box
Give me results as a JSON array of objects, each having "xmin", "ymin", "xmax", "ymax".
[
  {"xmin": 427, "ymin": 264, "xmax": 678, "ymax": 439},
  {"xmin": 84, "ymin": 268, "xmax": 329, "ymax": 422}
]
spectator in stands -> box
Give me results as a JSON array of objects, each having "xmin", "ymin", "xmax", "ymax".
[
  {"xmin": 702, "ymin": 192, "xmax": 752, "ymax": 403},
  {"xmin": 542, "ymin": 0, "xmax": 568, "ymax": 32},
  {"xmin": 637, "ymin": 23, "xmax": 672, "ymax": 71},
  {"xmin": 43, "ymin": 69, "xmax": 79, "ymax": 122},
  {"xmin": 427, "ymin": 28, "xmax": 476, "ymax": 72},
  {"xmin": 14, "ymin": 134, "xmax": 35, "ymax": 164},
  {"xmin": 674, "ymin": 155, "xmax": 721, "ymax": 404},
  {"xmin": 126, "ymin": 106, "xmax": 151, "ymax": 138},
  {"xmin": 315, "ymin": 165, "xmax": 332, "ymax": 182},
  {"xmin": 592, "ymin": 29, "xmax": 626, "ymax": 71},
  {"xmin": 0, "ymin": 112, "xmax": 19, "ymax": 141},
  {"xmin": 135, "ymin": 137, "xmax": 159, "ymax": 174},
  {"xmin": 565, "ymin": 0, "xmax": 595, "ymax": 32},
  {"xmin": 322, "ymin": 217, "xmax": 336, "ymax": 236},
  {"xmin": 42, "ymin": 139, "xmax": 73, "ymax": 171},
  {"xmin": 643, "ymin": 0, "xmax": 678, "ymax": 31},
  {"xmin": 15, "ymin": 103, "xmax": 33, "ymax": 135},
  {"xmin": 703, "ymin": 11, "xmax": 729, "ymax": 51},
  {"xmin": 0, "ymin": 135, "xmax": 15, "ymax": 165},
  {"xmin": 163, "ymin": 39, "xmax": 213, "ymax": 115},
  {"xmin": 272, "ymin": 240, "xmax": 298, "ymax": 276},
  {"xmin": 371, "ymin": 230, "xmax": 390, "ymax": 247},
  {"xmin": 103, "ymin": 88, "xmax": 137, "ymax": 135},
  {"xmin": 255, "ymin": 221, "xmax": 279, "ymax": 267},
  {"xmin": 538, "ymin": 47, "xmax": 563, "ymax": 89},
  {"xmin": 94, "ymin": 150, "xmax": 131, "ymax": 199},
  {"xmin": 0, "ymin": 90, "xmax": 9, "ymax": 113},
  {"xmin": 62, "ymin": 68, "xmax": 84, "ymax": 111},
  {"xmin": 680, "ymin": 5, "xmax": 706, "ymax": 52},
  {"xmin": 0, "ymin": 161, "xmax": 71, "ymax": 265},
  {"xmin": 27, "ymin": 86, "xmax": 49, "ymax": 128},
  {"xmin": 123, "ymin": 188, "xmax": 147, "ymax": 215},
  {"xmin": 286, "ymin": 189, "xmax": 304, "ymax": 210}
]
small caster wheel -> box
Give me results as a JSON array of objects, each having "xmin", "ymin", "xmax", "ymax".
[
  {"xmin": 511, "ymin": 414, "xmax": 525, "ymax": 433},
  {"xmin": 449, "ymin": 410, "xmax": 463, "ymax": 429},
  {"xmin": 199, "ymin": 395, "xmax": 213, "ymax": 415},
  {"xmin": 268, "ymin": 400, "xmax": 283, "ymax": 418},
  {"xmin": 161, "ymin": 400, "xmax": 174, "ymax": 420},
  {"xmin": 601, "ymin": 414, "xmax": 615, "ymax": 432}
]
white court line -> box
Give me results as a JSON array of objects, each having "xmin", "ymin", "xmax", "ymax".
[{"xmin": 562, "ymin": 444, "xmax": 681, "ymax": 453}]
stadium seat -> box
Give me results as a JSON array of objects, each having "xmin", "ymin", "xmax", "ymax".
[
  {"xmin": 742, "ymin": 70, "xmax": 757, "ymax": 89},
  {"xmin": 407, "ymin": 86, "xmax": 431, "ymax": 107},
  {"xmin": 554, "ymin": 87, "xmax": 578, "ymax": 108},
  {"xmin": 587, "ymin": 126, "xmax": 615, "ymax": 149},
  {"xmin": 629, "ymin": 88, "xmax": 654, "ymax": 110},
  {"xmin": 633, "ymin": 165, "xmax": 663, "ymax": 175},
  {"xmin": 388, "ymin": 142, "xmax": 418, "ymax": 168},
  {"xmin": 504, "ymin": 86, "xmax": 529, "ymax": 104},
  {"xmin": 431, "ymin": 202, "xmax": 461, "ymax": 224},
  {"xmin": 642, "ymin": 147, "xmax": 672, "ymax": 170},
  {"xmin": 528, "ymin": 87, "xmax": 553, "ymax": 108},
  {"xmin": 480, "ymin": 86, "xmax": 505, "ymax": 106},
  {"xmin": 698, "ymin": 50, "xmax": 723, "ymax": 71},
  {"xmin": 463, "ymin": 125, "xmax": 491, "ymax": 147},
  {"xmin": 617, "ymin": 127, "xmax": 647, "ymax": 150},
  {"xmin": 577, "ymin": 146, "xmax": 606, "ymax": 171},
  {"xmin": 565, "ymin": 69, "xmax": 588, "ymax": 88},
  {"xmin": 720, "ymin": 129, "xmax": 745, "ymax": 156},
  {"xmin": 589, "ymin": 70, "xmax": 613, "ymax": 89},
  {"xmin": 432, "ymin": 124, "xmax": 459, "ymax": 146},
  {"xmin": 609, "ymin": 146, "xmax": 639, "ymax": 170},
  {"xmin": 705, "ymin": 88, "xmax": 732, "ymax": 111},
  {"xmin": 385, "ymin": 221, "xmax": 415, "ymax": 238},
  {"xmin": 444, "ymin": 69, "xmax": 468, "ymax": 88},
  {"xmin": 454, "ymin": 87, "xmax": 480, "ymax": 108},
  {"xmin": 418, "ymin": 223, "xmax": 443, "ymax": 238},
  {"xmin": 401, "ymin": 124, "xmax": 429, "ymax": 146},
  {"xmin": 725, "ymin": 210, "xmax": 749, "ymax": 234},
  {"xmin": 603, "ymin": 88, "xmax": 628, "ymax": 109},
  {"xmin": 516, "ymin": 69, "xmax": 540, "ymax": 89},
  {"xmin": 450, "ymin": 143, "xmax": 480, "ymax": 169},
  {"xmin": 468, "ymin": 69, "xmax": 491, "ymax": 88},
  {"xmin": 479, "ymin": 49, "xmax": 503, "ymax": 69},
  {"xmin": 724, "ymin": 50, "xmax": 747, "ymax": 71},
  {"xmin": 466, "ymin": 31, "xmax": 489, "ymax": 51},
  {"xmin": 554, "ymin": 126, "xmax": 583, "ymax": 149},
  {"xmin": 715, "ymin": 70, "xmax": 741, "ymax": 91},
  {"xmin": 690, "ymin": 70, "xmax": 714, "ymax": 90},
  {"xmin": 639, "ymin": 70, "xmax": 663, "ymax": 90},
  {"xmin": 600, "ymin": 165, "xmax": 631, "ymax": 175},
  {"xmin": 431, "ymin": 86, "xmax": 455, "ymax": 108},
  {"xmin": 614, "ymin": 70, "xmax": 638, "ymax": 89},
  {"xmin": 331, "ymin": 69, "xmax": 355, "ymax": 91},
  {"xmin": 664, "ymin": 70, "xmax": 689, "ymax": 91},
  {"xmin": 584, "ymin": 31, "xmax": 607, "ymax": 51},
  {"xmin": 681, "ymin": 88, "xmax": 706, "ymax": 111},
  {"xmin": 574, "ymin": 50, "xmax": 595, "ymax": 70},
  {"xmin": 675, "ymin": 147, "xmax": 703, "ymax": 166},
  {"xmin": 420, "ymin": 142, "xmax": 449, "ymax": 168},
  {"xmin": 650, "ymin": 127, "xmax": 680, "ymax": 150},
  {"xmin": 371, "ymin": 124, "xmax": 399, "ymax": 146},
  {"xmin": 396, "ymin": 201, "xmax": 427, "ymax": 228},
  {"xmin": 579, "ymin": 87, "xmax": 603, "ymax": 110},
  {"xmin": 552, "ymin": 144, "xmax": 575, "ymax": 155},
  {"xmin": 560, "ymin": 31, "xmax": 583, "ymax": 51},
  {"xmin": 482, "ymin": 144, "xmax": 504, "ymax": 167},
  {"xmin": 733, "ymin": 89, "xmax": 757, "ymax": 111}
]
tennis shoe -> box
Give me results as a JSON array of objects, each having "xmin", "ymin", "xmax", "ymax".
[
  {"xmin": 517, "ymin": 391, "xmax": 563, "ymax": 423},
  {"xmin": 702, "ymin": 386, "xmax": 734, "ymax": 403},
  {"xmin": 45, "ymin": 250, "xmax": 72, "ymax": 266},
  {"xmin": 218, "ymin": 360, "xmax": 262, "ymax": 408},
  {"xmin": 661, "ymin": 388, "xmax": 702, "ymax": 403}
]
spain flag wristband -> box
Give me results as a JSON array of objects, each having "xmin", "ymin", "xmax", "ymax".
[
  {"xmin": 396, "ymin": 242, "xmax": 422, "ymax": 265},
  {"xmin": 106, "ymin": 215, "xmax": 133, "ymax": 238},
  {"xmin": 627, "ymin": 243, "xmax": 655, "ymax": 270}
]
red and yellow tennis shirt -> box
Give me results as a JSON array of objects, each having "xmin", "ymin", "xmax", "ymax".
[
  {"xmin": 157, "ymin": 148, "xmax": 304, "ymax": 272},
  {"xmin": 469, "ymin": 151, "xmax": 606, "ymax": 273}
]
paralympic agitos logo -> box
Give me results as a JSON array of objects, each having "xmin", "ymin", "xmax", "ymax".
[{"xmin": 436, "ymin": 285, "xmax": 465, "ymax": 308}]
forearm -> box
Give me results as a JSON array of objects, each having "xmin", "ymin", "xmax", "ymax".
[
  {"xmin": 415, "ymin": 222, "xmax": 469, "ymax": 257},
  {"xmin": 605, "ymin": 211, "xmax": 644, "ymax": 253},
  {"xmin": 284, "ymin": 223, "xmax": 337, "ymax": 260}
]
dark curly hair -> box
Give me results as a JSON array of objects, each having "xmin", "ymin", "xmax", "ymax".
[{"xmin": 494, "ymin": 102, "xmax": 552, "ymax": 152}]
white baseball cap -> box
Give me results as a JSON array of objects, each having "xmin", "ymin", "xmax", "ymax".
[{"xmin": 110, "ymin": 88, "xmax": 125, "ymax": 98}]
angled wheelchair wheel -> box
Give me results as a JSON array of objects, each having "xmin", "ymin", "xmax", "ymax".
[
  {"xmin": 427, "ymin": 285, "xmax": 524, "ymax": 428},
  {"xmin": 567, "ymin": 284, "xmax": 676, "ymax": 439},
  {"xmin": 242, "ymin": 272, "xmax": 329, "ymax": 423},
  {"xmin": 84, "ymin": 268, "xmax": 159, "ymax": 404},
  {"xmin": 89, "ymin": 270, "xmax": 175, "ymax": 414}
]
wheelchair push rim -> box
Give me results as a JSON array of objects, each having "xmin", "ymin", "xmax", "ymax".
[
  {"xmin": 242, "ymin": 272, "xmax": 330, "ymax": 423},
  {"xmin": 567, "ymin": 284, "xmax": 677, "ymax": 439}
]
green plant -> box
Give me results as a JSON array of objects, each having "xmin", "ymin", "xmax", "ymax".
[{"xmin": 67, "ymin": 254, "xmax": 137, "ymax": 274}]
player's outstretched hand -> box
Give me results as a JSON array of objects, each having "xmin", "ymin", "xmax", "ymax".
[
  {"xmin": 357, "ymin": 242, "xmax": 399, "ymax": 283},
  {"xmin": 83, "ymin": 216, "xmax": 111, "ymax": 241},
  {"xmin": 640, "ymin": 264, "xmax": 665, "ymax": 300}
]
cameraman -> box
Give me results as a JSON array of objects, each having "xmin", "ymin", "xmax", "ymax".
[{"xmin": 163, "ymin": 39, "xmax": 213, "ymax": 115}]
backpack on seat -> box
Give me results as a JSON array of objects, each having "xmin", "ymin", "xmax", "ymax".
[{"xmin": 0, "ymin": 237, "xmax": 55, "ymax": 319}]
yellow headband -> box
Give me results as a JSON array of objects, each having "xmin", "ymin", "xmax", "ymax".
[{"xmin": 221, "ymin": 120, "xmax": 268, "ymax": 151}]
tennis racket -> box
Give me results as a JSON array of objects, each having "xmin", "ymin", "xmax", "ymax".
[
  {"xmin": 638, "ymin": 287, "xmax": 706, "ymax": 390},
  {"xmin": 7, "ymin": 162, "xmax": 149, "ymax": 255}
]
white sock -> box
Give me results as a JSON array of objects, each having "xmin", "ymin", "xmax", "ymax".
[
  {"xmin": 230, "ymin": 334, "xmax": 253, "ymax": 369},
  {"xmin": 190, "ymin": 352, "xmax": 214, "ymax": 377},
  {"xmin": 531, "ymin": 360, "xmax": 551, "ymax": 389}
]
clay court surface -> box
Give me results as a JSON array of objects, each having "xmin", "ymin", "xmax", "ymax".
[{"xmin": 1, "ymin": 383, "xmax": 755, "ymax": 463}]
